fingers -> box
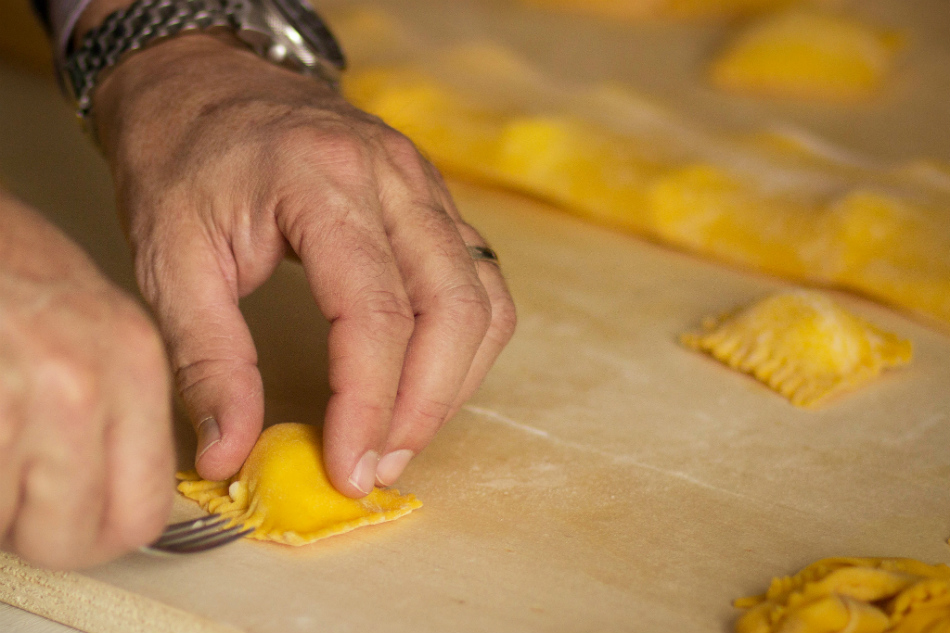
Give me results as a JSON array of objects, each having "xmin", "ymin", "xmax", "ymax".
[
  {"xmin": 280, "ymin": 179, "xmax": 412, "ymax": 498},
  {"xmin": 139, "ymin": 231, "xmax": 264, "ymax": 482},
  {"xmin": 372, "ymin": 167, "xmax": 494, "ymax": 486},
  {"xmin": 421, "ymin": 171, "xmax": 517, "ymax": 422},
  {"xmin": 283, "ymin": 136, "xmax": 517, "ymax": 492},
  {"xmin": 380, "ymin": 245, "xmax": 515, "ymax": 484},
  {"xmin": 12, "ymin": 453, "xmax": 108, "ymax": 570},
  {"xmin": 96, "ymin": 314, "xmax": 174, "ymax": 558},
  {"xmin": 6, "ymin": 362, "xmax": 108, "ymax": 569},
  {"xmin": 0, "ymin": 355, "xmax": 27, "ymax": 544},
  {"xmin": 10, "ymin": 410, "xmax": 171, "ymax": 570},
  {"xmin": 0, "ymin": 455, "xmax": 20, "ymax": 552},
  {"xmin": 2, "ymin": 302, "xmax": 174, "ymax": 570},
  {"xmin": 440, "ymin": 228, "xmax": 517, "ymax": 422}
]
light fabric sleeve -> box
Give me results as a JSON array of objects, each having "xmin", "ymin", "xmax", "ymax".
[{"xmin": 47, "ymin": 0, "xmax": 95, "ymax": 66}]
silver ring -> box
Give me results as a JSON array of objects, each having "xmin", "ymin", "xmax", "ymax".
[{"xmin": 467, "ymin": 245, "xmax": 500, "ymax": 265}]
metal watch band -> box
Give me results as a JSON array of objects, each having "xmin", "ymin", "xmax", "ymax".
[{"xmin": 64, "ymin": 0, "xmax": 246, "ymax": 121}]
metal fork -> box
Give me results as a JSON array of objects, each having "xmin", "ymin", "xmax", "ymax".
[{"xmin": 141, "ymin": 517, "xmax": 254, "ymax": 556}]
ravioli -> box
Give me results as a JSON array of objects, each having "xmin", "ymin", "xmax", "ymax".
[
  {"xmin": 680, "ymin": 291, "xmax": 912, "ymax": 407},
  {"xmin": 338, "ymin": 35, "xmax": 950, "ymax": 328},
  {"xmin": 709, "ymin": 10, "xmax": 903, "ymax": 101},
  {"xmin": 735, "ymin": 558, "xmax": 950, "ymax": 633},
  {"xmin": 177, "ymin": 423, "xmax": 422, "ymax": 546}
]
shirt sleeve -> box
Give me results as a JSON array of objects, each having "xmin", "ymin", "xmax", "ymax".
[{"xmin": 32, "ymin": 0, "xmax": 95, "ymax": 67}]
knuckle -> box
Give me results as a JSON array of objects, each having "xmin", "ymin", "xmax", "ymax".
[
  {"xmin": 351, "ymin": 399, "xmax": 396, "ymax": 426},
  {"xmin": 38, "ymin": 354, "xmax": 101, "ymax": 420},
  {"xmin": 407, "ymin": 397, "xmax": 453, "ymax": 433},
  {"xmin": 492, "ymin": 295, "xmax": 518, "ymax": 338},
  {"xmin": 381, "ymin": 133, "xmax": 435, "ymax": 190},
  {"xmin": 174, "ymin": 357, "xmax": 228, "ymax": 397},
  {"xmin": 440, "ymin": 282, "xmax": 493, "ymax": 332},
  {"xmin": 282, "ymin": 126, "xmax": 371, "ymax": 174},
  {"xmin": 278, "ymin": 186, "xmax": 374, "ymax": 257},
  {"xmin": 490, "ymin": 295, "xmax": 518, "ymax": 345},
  {"xmin": 321, "ymin": 132, "xmax": 371, "ymax": 168},
  {"xmin": 356, "ymin": 290, "xmax": 415, "ymax": 340},
  {"xmin": 381, "ymin": 129, "xmax": 421, "ymax": 162},
  {"xmin": 280, "ymin": 193, "xmax": 340, "ymax": 253},
  {"xmin": 15, "ymin": 465, "xmax": 103, "ymax": 570}
]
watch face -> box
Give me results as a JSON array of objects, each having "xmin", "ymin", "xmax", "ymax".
[{"xmin": 270, "ymin": 0, "xmax": 346, "ymax": 69}]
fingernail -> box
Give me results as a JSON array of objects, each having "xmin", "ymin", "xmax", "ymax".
[
  {"xmin": 348, "ymin": 451, "xmax": 379, "ymax": 495},
  {"xmin": 196, "ymin": 417, "xmax": 221, "ymax": 460},
  {"xmin": 376, "ymin": 450, "xmax": 414, "ymax": 486}
]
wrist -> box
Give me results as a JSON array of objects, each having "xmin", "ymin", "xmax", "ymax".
[
  {"xmin": 64, "ymin": 0, "xmax": 346, "ymax": 138},
  {"xmin": 90, "ymin": 31, "xmax": 269, "ymax": 154},
  {"xmin": 91, "ymin": 31, "xmax": 344, "ymax": 161}
]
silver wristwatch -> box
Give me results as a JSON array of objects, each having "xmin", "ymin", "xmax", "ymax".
[{"xmin": 62, "ymin": 0, "xmax": 346, "ymax": 123}]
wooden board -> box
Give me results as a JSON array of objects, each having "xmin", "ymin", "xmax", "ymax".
[
  {"xmin": 1, "ymin": 0, "xmax": 950, "ymax": 631},
  {"xmin": 0, "ymin": 602, "xmax": 79, "ymax": 633},
  {"xmin": 6, "ymin": 171, "xmax": 950, "ymax": 632}
]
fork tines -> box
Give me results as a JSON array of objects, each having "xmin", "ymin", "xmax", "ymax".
[{"xmin": 145, "ymin": 516, "xmax": 254, "ymax": 555}]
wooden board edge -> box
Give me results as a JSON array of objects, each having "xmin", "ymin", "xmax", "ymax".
[{"xmin": 0, "ymin": 553, "xmax": 244, "ymax": 633}]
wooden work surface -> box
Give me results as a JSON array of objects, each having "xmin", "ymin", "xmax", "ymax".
[{"xmin": 1, "ymin": 1, "xmax": 950, "ymax": 631}]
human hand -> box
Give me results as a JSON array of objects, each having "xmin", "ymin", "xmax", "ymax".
[
  {"xmin": 91, "ymin": 33, "xmax": 517, "ymax": 497},
  {"xmin": 0, "ymin": 192, "xmax": 172, "ymax": 570}
]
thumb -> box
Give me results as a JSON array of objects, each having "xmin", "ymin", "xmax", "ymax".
[{"xmin": 142, "ymin": 236, "xmax": 264, "ymax": 482}]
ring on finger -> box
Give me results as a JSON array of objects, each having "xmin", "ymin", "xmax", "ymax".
[{"xmin": 467, "ymin": 245, "xmax": 500, "ymax": 265}]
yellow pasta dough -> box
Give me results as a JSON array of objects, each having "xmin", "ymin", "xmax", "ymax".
[
  {"xmin": 177, "ymin": 423, "xmax": 422, "ymax": 546},
  {"xmin": 709, "ymin": 10, "xmax": 903, "ymax": 101},
  {"xmin": 735, "ymin": 558, "xmax": 950, "ymax": 633},
  {"xmin": 680, "ymin": 291, "xmax": 912, "ymax": 407},
  {"xmin": 338, "ymin": 37, "xmax": 950, "ymax": 329},
  {"xmin": 518, "ymin": 0, "xmax": 797, "ymax": 20}
]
